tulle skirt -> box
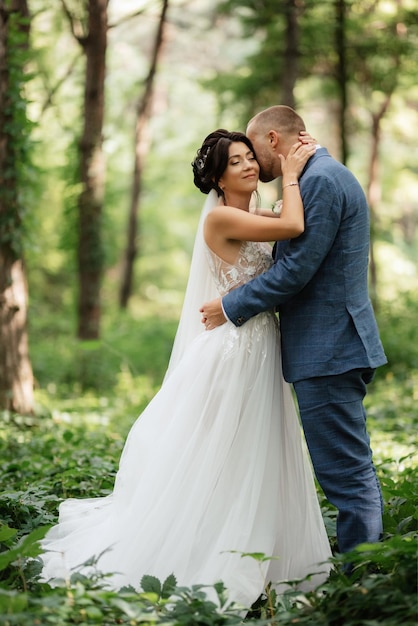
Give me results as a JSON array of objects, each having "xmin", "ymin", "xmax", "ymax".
[{"xmin": 40, "ymin": 312, "xmax": 332, "ymax": 607}]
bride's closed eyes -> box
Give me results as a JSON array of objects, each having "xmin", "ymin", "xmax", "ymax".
[{"xmin": 229, "ymin": 152, "xmax": 256, "ymax": 166}]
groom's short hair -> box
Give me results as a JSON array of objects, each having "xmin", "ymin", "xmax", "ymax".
[{"xmin": 248, "ymin": 105, "xmax": 306, "ymax": 136}]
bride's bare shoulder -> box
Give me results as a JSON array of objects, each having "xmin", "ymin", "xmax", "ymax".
[{"xmin": 205, "ymin": 205, "xmax": 244, "ymax": 225}]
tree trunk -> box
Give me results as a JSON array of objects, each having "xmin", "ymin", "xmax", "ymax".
[
  {"xmin": 281, "ymin": 0, "xmax": 301, "ymax": 108},
  {"xmin": 0, "ymin": 260, "xmax": 33, "ymax": 413},
  {"xmin": 0, "ymin": 0, "xmax": 34, "ymax": 414},
  {"xmin": 366, "ymin": 94, "xmax": 391, "ymax": 309},
  {"xmin": 76, "ymin": 0, "xmax": 107, "ymax": 339},
  {"xmin": 335, "ymin": 0, "xmax": 348, "ymax": 164},
  {"xmin": 119, "ymin": 0, "xmax": 169, "ymax": 309}
]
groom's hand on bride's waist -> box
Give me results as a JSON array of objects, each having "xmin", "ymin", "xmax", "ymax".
[{"xmin": 200, "ymin": 298, "xmax": 227, "ymax": 330}]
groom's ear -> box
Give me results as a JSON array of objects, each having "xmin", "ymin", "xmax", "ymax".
[{"xmin": 268, "ymin": 130, "xmax": 280, "ymax": 149}]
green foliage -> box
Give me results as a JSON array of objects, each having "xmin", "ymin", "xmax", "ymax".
[
  {"xmin": 0, "ymin": 508, "xmax": 416, "ymax": 624},
  {"xmin": 0, "ymin": 7, "xmax": 35, "ymax": 259},
  {"xmin": 267, "ymin": 537, "xmax": 417, "ymax": 626},
  {"xmin": 347, "ymin": 2, "xmax": 418, "ymax": 95},
  {"xmin": 377, "ymin": 291, "xmax": 418, "ymax": 374},
  {"xmin": 29, "ymin": 305, "xmax": 177, "ymax": 393},
  {"xmin": 208, "ymin": 0, "xmax": 339, "ymax": 121}
]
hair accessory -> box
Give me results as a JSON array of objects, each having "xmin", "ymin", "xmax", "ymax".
[{"xmin": 196, "ymin": 147, "xmax": 210, "ymax": 173}]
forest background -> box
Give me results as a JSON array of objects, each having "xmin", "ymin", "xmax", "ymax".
[{"xmin": 0, "ymin": 0, "xmax": 417, "ymax": 624}]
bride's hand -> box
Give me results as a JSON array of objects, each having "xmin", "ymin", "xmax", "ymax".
[
  {"xmin": 280, "ymin": 142, "xmax": 316, "ymax": 180},
  {"xmin": 298, "ymin": 130, "xmax": 317, "ymax": 145}
]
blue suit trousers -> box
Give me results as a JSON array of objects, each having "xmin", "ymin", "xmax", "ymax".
[{"xmin": 293, "ymin": 368, "xmax": 383, "ymax": 554}]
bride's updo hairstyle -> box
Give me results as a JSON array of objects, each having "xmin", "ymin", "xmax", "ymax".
[{"xmin": 192, "ymin": 129, "xmax": 255, "ymax": 196}]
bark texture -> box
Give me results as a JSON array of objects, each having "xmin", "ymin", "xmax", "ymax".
[
  {"xmin": 119, "ymin": 0, "xmax": 169, "ymax": 309},
  {"xmin": 0, "ymin": 0, "xmax": 34, "ymax": 414},
  {"xmin": 76, "ymin": 0, "xmax": 107, "ymax": 339}
]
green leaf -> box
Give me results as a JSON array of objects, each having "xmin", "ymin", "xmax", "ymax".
[
  {"xmin": 108, "ymin": 597, "xmax": 150, "ymax": 620},
  {"xmin": 161, "ymin": 573, "xmax": 177, "ymax": 599},
  {"xmin": 226, "ymin": 549, "xmax": 279, "ymax": 562},
  {"xmin": 0, "ymin": 524, "xmax": 17, "ymax": 542},
  {"xmin": 0, "ymin": 589, "xmax": 28, "ymax": 614},
  {"xmin": 140, "ymin": 574, "xmax": 162, "ymax": 596},
  {"xmin": 0, "ymin": 526, "xmax": 50, "ymax": 571}
]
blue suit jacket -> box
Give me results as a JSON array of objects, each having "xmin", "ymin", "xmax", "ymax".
[{"xmin": 222, "ymin": 148, "xmax": 387, "ymax": 383}]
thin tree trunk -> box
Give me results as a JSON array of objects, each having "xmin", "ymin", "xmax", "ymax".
[
  {"xmin": 0, "ymin": 0, "xmax": 34, "ymax": 414},
  {"xmin": 76, "ymin": 0, "xmax": 107, "ymax": 339},
  {"xmin": 335, "ymin": 0, "xmax": 348, "ymax": 164},
  {"xmin": 119, "ymin": 0, "xmax": 169, "ymax": 309},
  {"xmin": 281, "ymin": 0, "xmax": 301, "ymax": 108},
  {"xmin": 366, "ymin": 94, "xmax": 392, "ymax": 308}
]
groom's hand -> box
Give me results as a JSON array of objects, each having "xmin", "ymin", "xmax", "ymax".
[{"xmin": 200, "ymin": 298, "xmax": 227, "ymax": 330}]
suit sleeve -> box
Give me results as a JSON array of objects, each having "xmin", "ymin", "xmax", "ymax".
[{"xmin": 223, "ymin": 175, "xmax": 341, "ymax": 326}]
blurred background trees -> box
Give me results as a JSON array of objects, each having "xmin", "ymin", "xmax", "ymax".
[
  {"xmin": 1, "ymin": 0, "xmax": 417, "ymax": 411},
  {"xmin": 0, "ymin": 0, "xmax": 34, "ymax": 414},
  {"xmin": 65, "ymin": 0, "xmax": 108, "ymax": 341}
]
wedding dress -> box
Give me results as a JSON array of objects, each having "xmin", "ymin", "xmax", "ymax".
[{"xmin": 40, "ymin": 195, "xmax": 332, "ymax": 608}]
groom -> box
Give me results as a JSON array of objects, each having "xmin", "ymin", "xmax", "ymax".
[{"xmin": 200, "ymin": 105, "xmax": 387, "ymax": 555}]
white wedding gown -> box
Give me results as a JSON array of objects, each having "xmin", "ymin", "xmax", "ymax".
[{"xmin": 40, "ymin": 240, "xmax": 332, "ymax": 607}]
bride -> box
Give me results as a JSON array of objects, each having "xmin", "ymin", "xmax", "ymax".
[{"xmin": 40, "ymin": 129, "xmax": 332, "ymax": 608}]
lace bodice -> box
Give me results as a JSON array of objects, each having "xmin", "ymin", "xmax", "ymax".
[{"xmin": 205, "ymin": 241, "xmax": 273, "ymax": 296}]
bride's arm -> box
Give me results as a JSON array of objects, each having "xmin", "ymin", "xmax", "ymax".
[
  {"xmin": 253, "ymin": 203, "xmax": 282, "ymax": 218},
  {"xmin": 278, "ymin": 141, "xmax": 315, "ymax": 228},
  {"xmin": 205, "ymin": 142, "xmax": 315, "ymax": 242}
]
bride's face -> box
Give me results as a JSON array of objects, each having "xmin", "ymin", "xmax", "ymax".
[{"xmin": 218, "ymin": 142, "xmax": 259, "ymax": 195}]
